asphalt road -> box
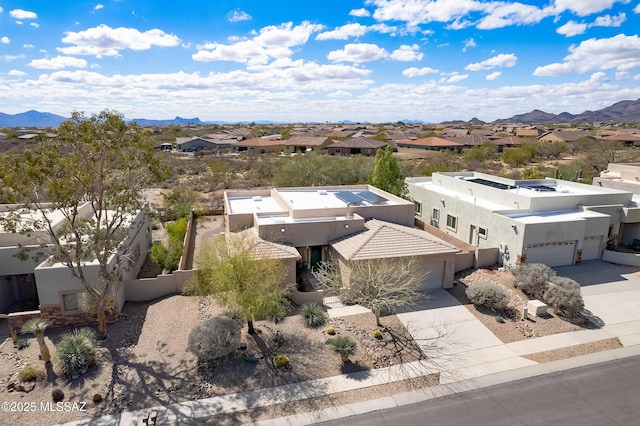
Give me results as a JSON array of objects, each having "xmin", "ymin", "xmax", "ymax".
[{"xmin": 317, "ymin": 355, "xmax": 640, "ymax": 426}]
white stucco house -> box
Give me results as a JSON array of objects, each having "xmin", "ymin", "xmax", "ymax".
[
  {"xmin": 407, "ymin": 172, "xmax": 640, "ymax": 268},
  {"xmin": 224, "ymin": 185, "xmax": 460, "ymax": 294},
  {"xmin": 0, "ymin": 202, "xmax": 152, "ymax": 327}
]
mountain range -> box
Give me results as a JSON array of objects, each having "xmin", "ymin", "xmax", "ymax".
[{"xmin": 1, "ymin": 98, "xmax": 639, "ymax": 128}]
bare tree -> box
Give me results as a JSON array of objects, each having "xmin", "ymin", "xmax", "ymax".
[{"xmin": 314, "ymin": 256, "xmax": 429, "ymax": 326}]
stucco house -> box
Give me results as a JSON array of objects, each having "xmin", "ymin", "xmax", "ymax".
[
  {"xmin": 407, "ymin": 172, "xmax": 640, "ymax": 268},
  {"xmin": 0, "ymin": 202, "xmax": 152, "ymax": 327},
  {"xmin": 326, "ymin": 137, "xmax": 388, "ymax": 156},
  {"xmin": 176, "ymin": 136, "xmax": 234, "ymax": 152},
  {"xmin": 224, "ymin": 186, "xmax": 459, "ymax": 292},
  {"xmin": 395, "ymin": 137, "xmax": 464, "ymax": 153},
  {"xmin": 284, "ymin": 136, "xmax": 333, "ymax": 153}
]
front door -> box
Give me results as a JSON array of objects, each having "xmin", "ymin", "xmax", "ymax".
[{"xmin": 310, "ymin": 246, "xmax": 322, "ymax": 270}]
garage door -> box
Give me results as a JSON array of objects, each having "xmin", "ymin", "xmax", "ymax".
[
  {"xmin": 582, "ymin": 236, "xmax": 603, "ymax": 261},
  {"xmin": 524, "ymin": 241, "xmax": 575, "ymax": 267},
  {"xmin": 422, "ymin": 260, "xmax": 445, "ymax": 290}
]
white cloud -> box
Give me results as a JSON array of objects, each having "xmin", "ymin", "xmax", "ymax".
[
  {"xmin": 446, "ymin": 73, "xmax": 469, "ymax": 83},
  {"xmin": 592, "ymin": 13, "xmax": 626, "ymax": 27},
  {"xmin": 350, "ymin": 8, "xmax": 371, "ymax": 17},
  {"xmin": 327, "ymin": 43, "xmax": 387, "ymax": 63},
  {"xmin": 476, "ymin": 2, "xmax": 549, "ymax": 29},
  {"xmin": 2, "ymin": 54, "xmax": 25, "ymax": 61},
  {"xmin": 23, "ymin": 44, "xmax": 34, "ymax": 48},
  {"xmin": 94, "ymin": 4, "xmax": 104, "ymax": 11},
  {"xmin": 486, "ymin": 71, "xmax": 502, "ymax": 80},
  {"xmin": 10, "ymin": 9, "xmax": 38, "ymax": 20},
  {"xmin": 557, "ymin": 21, "xmax": 587, "ymax": 36},
  {"xmin": 8, "ymin": 70, "xmax": 27, "ymax": 76},
  {"xmin": 402, "ymin": 66, "xmax": 439, "ymax": 77},
  {"xmin": 553, "ymin": 0, "xmax": 623, "ymax": 17},
  {"xmin": 635, "ymin": 4, "xmax": 640, "ymax": 13},
  {"xmin": 228, "ymin": 10, "xmax": 252, "ymax": 23},
  {"xmin": 30, "ymin": 22, "xmax": 39, "ymax": 28},
  {"xmin": 1, "ymin": 37, "xmax": 10, "ymax": 44},
  {"xmin": 465, "ymin": 53, "xmax": 517, "ymax": 71},
  {"xmin": 59, "ymin": 25, "xmax": 181, "ymax": 57},
  {"xmin": 316, "ymin": 23, "xmax": 368, "ymax": 40},
  {"xmin": 534, "ymin": 34, "xmax": 640, "ymax": 76},
  {"xmin": 463, "ymin": 38, "xmax": 476, "ymax": 52},
  {"xmin": 390, "ymin": 44, "xmax": 423, "ymax": 61},
  {"xmin": 327, "ymin": 90, "xmax": 353, "ymax": 97},
  {"xmin": 28, "ymin": 56, "xmax": 88, "ymax": 70},
  {"xmin": 194, "ymin": 21, "xmax": 322, "ymax": 65}
]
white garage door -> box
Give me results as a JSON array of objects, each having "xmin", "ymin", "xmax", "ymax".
[
  {"xmin": 422, "ymin": 260, "xmax": 445, "ymax": 290},
  {"xmin": 525, "ymin": 241, "xmax": 575, "ymax": 267},
  {"xmin": 582, "ymin": 236, "xmax": 603, "ymax": 261}
]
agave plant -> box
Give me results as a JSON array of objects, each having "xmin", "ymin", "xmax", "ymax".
[
  {"xmin": 21, "ymin": 318, "xmax": 51, "ymax": 364},
  {"xmin": 328, "ymin": 336, "xmax": 357, "ymax": 363},
  {"xmin": 56, "ymin": 328, "xmax": 97, "ymax": 378}
]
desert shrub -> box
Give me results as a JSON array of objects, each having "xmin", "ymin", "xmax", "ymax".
[
  {"xmin": 328, "ymin": 336, "xmax": 357, "ymax": 363},
  {"xmin": 326, "ymin": 326, "xmax": 336, "ymax": 335},
  {"xmin": 187, "ymin": 316, "xmax": 242, "ymax": 364},
  {"xmin": 52, "ymin": 388, "xmax": 65, "ymax": 402},
  {"xmin": 513, "ymin": 263, "xmax": 556, "ymax": 300},
  {"xmin": 56, "ymin": 328, "xmax": 97, "ymax": 378},
  {"xmin": 18, "ymin": 365, "xmax": 45, "ymax": 382},
  {"xmin": 300, "ymin": 303, "xmax": 326, "ymax": 328},
  {"xmin": 544, "ymin": 277, "xmax": 584, "ymax": 316},
  {"xmin": 372, "ymin": 329, "xmax": 383, "ymax": 339},
  {"xmin": 93, "ymin": 393, "xmax": 103, "ymax": 403},
  {"xmin": 273, "ymin": 354, "xmax": 290, "ymax": 370},
  {"xmin": 465, "ymin": 282, "xmax": 510, "ymax": 311}
]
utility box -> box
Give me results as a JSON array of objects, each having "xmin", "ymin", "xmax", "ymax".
[{"xmin": 527, "ymin": 300, "xmax": 548, "ymax": 316}]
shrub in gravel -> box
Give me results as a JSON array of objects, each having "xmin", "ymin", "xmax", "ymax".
[
  {"xmin": 18, "ymin": 365, "xmax": 45, "ymax": 382},
  {"xmin": 326, "ymin": 326, "xmax": 336, "ymax": 335},
  {"xmin": 328, "ymin": 336, "xmax": 357, "ymax": 363},
  {"xmin": 513, "ymin": 263, "xmax": 556, "ymax": 300},
  {"xmin": 56, "ymin": 327, "xmax": 97, "ymax": 378},
  {"xmin": 300, "ymin": 303, "xmax": 326, "ymax": 328},
  {"xmin": 372, "ymin": 329, "xmax": 383, "ymax": 339},
  {"xmin": 544, "ymin": 277, "xmax": 584, "ymax": 316},
  {"xmin": 273, "ymin": 354, "xmax": 291, "ymax": 370},
  {"xmin": 187, "ymin": 316, "xmax": 242, "ymax": 364},
  {"xmin": 465, "ymin": 281, "xmax": 510, "ymax": 311},
  {"xmin": 93, "ymin": 393, "xmax": 103, "ymax": 403}
]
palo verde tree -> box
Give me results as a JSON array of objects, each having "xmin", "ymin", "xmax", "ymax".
[
  {"xmin": 368, "ymin": 145, "xmax": 407, "ymax": 198},
  {"xmin": 313, "ymin": 256, "xmax": 428, "ymax": 327},
  {"xmin": 0, "ymin": 110, "xmax": 164, "ymax": 339},
  {"xmin": 188, "ymin": 231, "xmax": 292, "ymax": 334}
]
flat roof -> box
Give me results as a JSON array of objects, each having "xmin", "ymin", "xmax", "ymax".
[
  {"xmin": 505, "ymin": 209, "xmax": 609, "ymax": 224},
  {"xmin": 227, "ymin": 187, "xmax": 401, "ymax": 215}
]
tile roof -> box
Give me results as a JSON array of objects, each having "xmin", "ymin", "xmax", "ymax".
[
  {"xmin": 231, "ymin": 229, "xmax": 301, "ymax": 260},
  {"xmin": 328, "ymin": 137, "xmax": 388, "ymax": 149},
  {"xmin": 233, "ymin": 138, "xmax": 286, "ymax": 147},
  {"xmin": 396, "ymin": 137, "xmax": 464, "ymax": 148},
  {"xmin": 284, "ymin": 136, "xmax": 331, "ymax": 146},
  {"xmin": 330, "ymin": 219, "xmax": 459, "ymax": 261}
]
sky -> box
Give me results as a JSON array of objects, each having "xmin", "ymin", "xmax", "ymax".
[{"xmin": 1, "ymin": 1, "xmax": 640, "ymax": 123}]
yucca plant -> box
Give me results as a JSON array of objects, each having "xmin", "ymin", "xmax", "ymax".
[
  {"xmin": 328, "ymin": 336, "xmax": 357, "ymax": 363},
  {"xmin": 21, "ymin": 318, "xmax": 51, "ymax": 364},
  {"xmin": 300, "ymin": 303, "xmax": 326, "ymax": 328},
  {"xmin": 56, "ymin": 327, "xmax": 97, "ymax": 378}
]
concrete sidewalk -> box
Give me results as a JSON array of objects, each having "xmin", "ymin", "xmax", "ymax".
[{"xmin": 61, "ymin": 261, "xmax": 640, "ymax": 426}]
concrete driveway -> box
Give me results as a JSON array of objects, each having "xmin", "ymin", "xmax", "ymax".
[
  {"xmin": 554, "ymin": 260, "xmax": 640, "ymax": 346},
  {"xmin": 396, "ymin": 289, "xmax": 536, "ymax": 384}
]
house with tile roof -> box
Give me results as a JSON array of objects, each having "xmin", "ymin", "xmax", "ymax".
[
  {"xmin": 395, "ymin": 137, "xmax": 464, "ymax": 153},
  {"xmin": 224, "ymin": 186, "xmax": 460, "ymax": 293},
  {"xmin": 326, "ymin": 137, "xmax": 388, "ymax": 156},
  {"xmin": 284, "ymin": 136, "xmax": 333, "ymax": 153},
  {"xmin": 232, "ymin": 137, "xmax": 286, "ymax": 153}
]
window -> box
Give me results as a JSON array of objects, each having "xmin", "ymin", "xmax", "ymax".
[
  {"xmin": 479, "ymin": 227, "xmax": 488, "ymax": 239},
  {"xmin": 62, "ymin": 293, "xmax": 79, "ymax": 312},
  {"xmin": 446, "ymin": 214, "xmax": 457, "ymax": 231},
  {"xmin": 432, "ymin": 209, "xmax": 440, "ymax": 221},
  {"xmin": 414, "ymin": 201, "xmax": 422, "ymax": 215}
]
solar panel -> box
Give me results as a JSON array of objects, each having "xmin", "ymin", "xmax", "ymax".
[
  {"xmin": 357, "ymin": 190, "xmax": 388, "ymax": 204},
  {"xmin": 335, "ymin": 191, "xmax": 363, "ymax": 204}
]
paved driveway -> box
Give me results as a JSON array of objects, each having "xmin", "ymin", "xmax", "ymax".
[
  {"xmin": 554, "ymin": 260, "xmax": 640, "ymax": 346},
  {"xmin": 396, "ymin": 289, "xmax": 536, "ymax": 384}
]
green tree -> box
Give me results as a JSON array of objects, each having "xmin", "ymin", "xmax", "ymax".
[
  {"xmin": 314, "ymin": 256, "xmax": 427, "ymax": 327},
  {"xmin": 368, "ymin": 145, "xmax": 406, "ymax": 198},
  {"xmin": 189, "ymin": 232, "xmax": 292, "ymax": 334},
  {"xmin": 151, "ymin": 217, "xmax": 188, "ymax": 272},
  {"xmin": 0, "ymin": 110, "xmax": 164, "ymax": 339}
]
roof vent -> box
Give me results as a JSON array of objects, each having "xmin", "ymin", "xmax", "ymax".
[
  {"xmin": 318, "ymin": 190, "xmax": 328, "ymax": 195},
  {"xmin": 253, "ymin": 196, "xmax": 262, "ymax": 202}
]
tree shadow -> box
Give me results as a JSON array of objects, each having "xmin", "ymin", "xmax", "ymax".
[{"xmin": 340, "ymin": 360, "xmax": 370, "ymax": 377}]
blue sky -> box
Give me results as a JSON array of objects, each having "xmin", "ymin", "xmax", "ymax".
[{"xmin": 1, "ymin": 0, "xmax": 640, "ymax": 123}]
